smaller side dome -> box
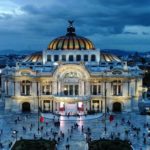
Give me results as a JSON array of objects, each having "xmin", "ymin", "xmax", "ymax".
[
  {"xmin": 23, "ymin": 51, "xmax": 42, "ymax": 63},
  {"xmin": 100, "ymin": 52, "xmax": 121, "ymax": 62}
]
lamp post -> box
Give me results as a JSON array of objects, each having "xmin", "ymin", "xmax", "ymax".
[
  {"xmin": 104, "ymin": 81, "xmax": 107, "ymax": 136},
  {"xmin": 37, "ymin": 82, "xmax": 40, "ymax": 134},
  {"xmin": 12, "ymin": 130, "xmax": 18, "ymax": 141}
]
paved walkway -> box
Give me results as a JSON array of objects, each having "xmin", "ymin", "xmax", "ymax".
[{"xmin": 0, "ymin": 111, "xmax": 149, "ymax": 149}]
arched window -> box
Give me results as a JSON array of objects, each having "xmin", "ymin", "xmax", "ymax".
[
  {"xmin": 21, "ymin": 80, "xmax": 31, "ymax": 96},
  {"xmin": 69, "ymin": 55, "xmax": 74, "ymax": 61},
  {"xmin": 91, "ymin": 55, "xmax": 96, "ymax": 61},
  {"xmin": 76, "ymin": 55, "xmax": 81, "ymax": 61},
  {"xmin": 84, "ymin": 55, "xmax": 88, "ymax": 61}
]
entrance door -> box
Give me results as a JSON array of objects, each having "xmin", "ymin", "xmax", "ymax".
[
  {"xmin": 65, "ymin": 103, "xmax": 77, "ymax": 114},
  {"xmin": 113, "ymin": 102, "xmax": 121, "ymax": 112},
  {"xmin": 22, "ymin": 102, "xmax": 30, "ymax": 112}
]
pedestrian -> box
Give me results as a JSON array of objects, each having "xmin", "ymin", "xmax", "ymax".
[
  {"xmin": 17, "ymin": 116, "xmax": 20, "ymax": 121},
  {"xmin": 68, "ymin": 129, "xmax": 70, "ymax": 133},
  {"xmin": 115, "ymin": 122, "xmax": 118, "ymax": 127},
  {"xmin": 66, "ymin": 144, "xmax": 70, "ymax": 150},
  {"xmin": 143, "ymin": 137, "xmax": 146, "ymax": 144},
  {"xmin": 110, "ymin": 132, "xmax": 114, "ymax": 139},
  {"xmin": 8, "ymin": 142, "xmax": 12, "ymax": 148},
  {"xmin": 34, "ymin": 134, "xmax": 36, "ymax": 139},
  {"xmin": 127, "ymin": 120, "xmax": 130, "ymax": 126},
  {"xmin": 41, "ymin": 126, "xmax": 44, "ymax": 131},
  {"xmin": 14, "ymin": 119, "xmax": 17, "ymax": 124},
  {"xmin": 58, "ymin": 137, "xmax": 60, "ymax": 142},
  {"xmin": 66, "ymin": 137, "xmax": 69, "ymax": 142},
  {"xmin": 0, "ymin": 142, "xmax": 3, "ymax": 148},
  {"xmin": 55, "ymin": 143, "xmax": 58, "ymax": 150},
  {"xmin": 117, "ymin": 132, "xmax": 120, "ymax": 137},
  {"xmin": 0, "ymin": 129, "xmax": 3, "ymax": 135}
]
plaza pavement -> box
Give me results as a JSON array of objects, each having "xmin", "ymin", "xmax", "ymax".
[{"xmin": 0, "ymin": 111, "xmax": 149, "ymax": 150}]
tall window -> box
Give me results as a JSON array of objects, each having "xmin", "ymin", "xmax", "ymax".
[
  {"xmin": 76, "ymin": 55, "xmax": 81, "ymax": 61},
  {"xmin": 69, "ymin": 55, "xmax": 74, "ymax": 61},
  {"xmin": 75, "ymin": 85, "xmax": 79, "ymax": 95},
  {"xmin": 93, "ymin": 85, "xmax": 97, "ymax": 95},
  {"xmin": 97, "ymin": 85, "xmax": 101, "ymax": 94},
  {"xmin": 91, "ymin": 83, "xmax": 101, "ymax": 95},
  {"xmin": 91, "ymin": 55, "xmax": 96, "ymax": 61},
  {"xmin": 54, "ymin": 55, "xmax": 59, "ymax": 61},
  {"xmin": 62, "ymin": 55, "xmax": 66, "ymax": 61},
  {"xmin": 42, "ymin": 84, "xmax": 52, "ymax": 95},
  {"xmin": 47, "ymin": 55, "xmax": 51, "ymax": 62},
  {"xmin": 64, "ymin": 85, "xmax": 69, "ymax": 95},
  {"xmin": 84, "ymin": 55, "xmax": 88, "ymax": 61},
  {"xmin": 63, "ymin": 84, "xmax": 79, "ymax": 96},
  {"xmin": 69, "ymin": 85, "xmax": 73, "ymax": 95},
  {"xmin": 112, "ymin": 80, "xmax": 122, "ymax": 96},
  {"xmin": 21, "ymin": 80, "xmax": 31, "ymax": 96},
  {"xmin": 42, "ymin": 83, "xmax": 52, "ymax": 95}
]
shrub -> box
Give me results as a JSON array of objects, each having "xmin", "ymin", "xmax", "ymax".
[{"xmin": 89, "ymin": 139, "xmax": 132, "ymax": 150}]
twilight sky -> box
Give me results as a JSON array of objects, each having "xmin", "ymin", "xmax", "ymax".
[{"xmin": 1, "ymin": 0, "xmax": 150, "ymax": 52}]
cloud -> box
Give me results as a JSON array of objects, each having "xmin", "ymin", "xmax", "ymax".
[{"xmin": 0, "ymin": 0, "xmax": 150, "ymax": 51}]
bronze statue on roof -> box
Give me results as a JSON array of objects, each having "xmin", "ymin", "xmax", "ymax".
[{"xmin": 68, "ymin": 20, "xmax": 74, "ymax": 26}]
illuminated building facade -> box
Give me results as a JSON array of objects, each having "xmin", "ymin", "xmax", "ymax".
[{"xmin": 1, "ymin": 22, "xmax": 144, "ymax": 114}]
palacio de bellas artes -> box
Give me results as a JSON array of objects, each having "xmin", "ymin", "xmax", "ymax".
[
  {"xmin": 0, "ymin": 0, "xmax": 150, "ymax": 150},
  {"xmin": 1, "ymin": 21, "xmax": 144, "ymax": 114}
]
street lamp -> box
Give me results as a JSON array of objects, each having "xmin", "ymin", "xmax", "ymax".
[
  {"xmin": 37, "ymin": 82, "xmax": 40, "ymax": 134},
  {"xmin": 12, "ymin": 130, "xmax": 18, "ymax": 141},
  {"xmin": 104, "ymin": 81, "xmax": 107, "ymax": 136}
]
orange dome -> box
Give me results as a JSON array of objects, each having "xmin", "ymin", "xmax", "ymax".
[{"xmin": 47, "ymin": 21, "xmax": 95, "ymax": 50}]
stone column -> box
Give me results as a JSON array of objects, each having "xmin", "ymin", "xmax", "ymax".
[
  {"xmin": 66, "ymin": 54, "xmax": 69, "ymax": 62},
  {"xmin": 81, "ymin": 80, "xmax": 85, "ymax": 96},
  {"xmin": 85, "ymin": 81, "xmax": 90, "ymax": 95},
  {"xmin": 15, "ymin": 81, "xmax": 20, "ymax": 96},
  {"xmin": 79, "ymin": 80, "xmax": 82, "ymax": 96},
  {"xmin": 32, "ymin": 82, "xmax": 37, "ymax": 97},
  {"xmin": 52, "ymin": 81, "xmax": 57, "ymax": 95},
  {"xmin": 86, "ymin": 101, "xmax": 89, "ymax": 111},
  {"xmin": 8, "ymin": 80, "xmax": 13, "ymax": 96},
  {"xmin": 58, "ymin": 81, "xmax": 61, "ymax": 96},
  {"xmin": 123, "ymin": 82, "xmax": 128, "ymax": 97},
  {"xmin": 57, "ymin": 102, "xmax": 60, "ymax": 111}
]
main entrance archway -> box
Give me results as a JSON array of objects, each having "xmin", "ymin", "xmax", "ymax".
[
  {"xmin": 65, "ymin": 103, "xmax": 77, "ymax": 115},
  {"xmin": 22, "ymin": 102, "xmax": 30, "ymax": 112},
  {"xmin": 113, "ymin": 102, "xmax": 121, "ymax": 112}
]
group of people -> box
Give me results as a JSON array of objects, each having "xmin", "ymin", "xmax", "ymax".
[{"xmin": 0, "ymin": 112, "xmax": 149, "ymax": 149}]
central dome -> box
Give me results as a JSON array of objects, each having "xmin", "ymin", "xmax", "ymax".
[{"xmin": 48, "ymin": 21, "xmax": 95, "ymax": 50}]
